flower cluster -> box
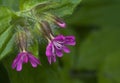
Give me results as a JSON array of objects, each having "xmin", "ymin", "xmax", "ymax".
[{"xmin": 12, "ymin": 15, "xmax": 76, "ymax": 71}]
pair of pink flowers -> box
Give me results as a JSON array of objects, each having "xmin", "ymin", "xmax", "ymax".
[{"xmin": 12, "ymin": 18, "xmax": 76, "ymax": 71}]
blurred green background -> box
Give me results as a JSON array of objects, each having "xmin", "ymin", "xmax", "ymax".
[{"xmin": 0, "ymin": 0, "xmax": 120, "ymax": 83}]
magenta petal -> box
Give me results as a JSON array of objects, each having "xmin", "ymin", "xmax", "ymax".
[
  {"xmin": 28, "ymin": 53, "xmax": 40, "ymax": 65},
  {"xmin": 47, "ymin": 56, "xmax": 52, "ymax": 64},
  {"xmin": 12, "ymin": 59, "xmax": 17, "ymax": 69},
  {"xmin": 52, "ymin": 55, "xmax": 56, "ymax": 62},
  {"xmin": 47, "ymin": 45, "xmax": 56, "ymax": 64},
  {"xmin": 47, "ymin": 55, "xmax": 56, "ymax": 64},
  {"xmin": 51, "ymin": 54, "xmax": 56, "ymax": 63},
  {"xmin": 12, "ymin": 57, "xmax": 18, "ymax": 69},
  {"xmin": 63, "ymin": 46, "xmax": 70, "ymax": 53},
  {"xmin": 12, "ymin": 53, "xmax": 22, "ymax": 69},
  {"xmin": 65, "ymin": 36, "xmax": 76, "ymax": 45},
  {"xmin": 54, "ymin": 35, "xmax": 65, "ymax": 42},
  {"xmin": 57, "ymin": 22, "xmax": 66, "ymax": 28},
  {"xmin": 23, "ymin": 54, "xmax": 28, "ymax": 63},
  {"xmin": 46, "ymin": 43, "xmax": 53, "ymax": 56},
  {"xmin": 16, "ymin": 60, "xmax": 23, "ymax": 71},
  {"xmin": 30, "ymin": 60, "xmax": 38, "ymax": 67},
  {"xmin": 56, "ymin": 49, "xmax": 63, "ymax": 57}
]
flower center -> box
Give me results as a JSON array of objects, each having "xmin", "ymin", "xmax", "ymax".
[
  {"xmin": 21, "ymin": 53, "xmax": 28, "ymax": 63},
  {"xmin": 53, "ymin": 41, "xmax": 63, "ymax": 50},
  {"xmin": 21, "ymin": 54, "xmax": 26, "ymax": 60}
]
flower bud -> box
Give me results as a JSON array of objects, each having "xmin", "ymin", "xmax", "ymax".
[
  {"xmin": 40, "ymin": 21, "xmax": 53, "ymax": 40},
  {"xmin": 16, "ymin": 31, "xmax": 27, "ymax": 51},
  {"xmin": 53, "ymin": 16, "xmax": 66, "ymax": 28}
]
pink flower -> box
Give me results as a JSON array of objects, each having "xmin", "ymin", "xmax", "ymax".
[
  {"xmin": 12, "ymin": 51, "xmax": 40, "ymax": 71},
  {"xmin": 46, "ymin": 35, "xmax": 76, "ymax": 64}
]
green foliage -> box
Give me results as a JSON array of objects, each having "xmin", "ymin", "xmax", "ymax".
[
  {"xmin": 0, "ymin": 7, "xmax": 12, "ymax": 34},
  {"xmin": 98, "ymin": 51, "xmax": 120, "ymax": 83},
  {"xmin": 0, "ymin": 0, "xmax": 82, "ymax": 83},
  {"xmin": 68, "ymin": 0, "xmax": 120, "ymax": 27},
  {"xmin": 0, "ymin": 0, "xmax": 19, "ymax": 11},
  {"xmin": 0, "ymin": 7, "xmax": 14, "ymax": 60},
  {"xmin": 66, "ymin": 0, "xmax": 120, "ymax": 82},
  {"xmin": 0, "ymin": 0, "xmax": 120, "ymax": 83},
  {"xmin": 20, "ymin": 0, "xmax": 82, "ymax": 17},
  {"xmin": 0, "ymin": 62, "xmax": 10, "ymax": 83},
  {"xmin": 75, "ymin": 28, "xmax": 120, "ymax": 70},
  {"xmin": 0, "ymin": 0, "xmax": 81, "ymax": 60}
]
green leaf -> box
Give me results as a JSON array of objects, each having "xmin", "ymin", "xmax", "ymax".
[
  {"xmin": 0, "ymin": 7, "xmax": 14, "ymax": 60},
  {"xmin": 0, "ymin": 29, "xmax": 15, "ymax": 60},
  {"xmin": 28, "ymin": 39, "xmax": 39, "ymax": 58},
  {"xmin": 20, "ymin": 0, "xmax": 82, "ymax": 17},
  {"xmin": 0, "ymin": 7, "xmax": 12, "ymax": 35},
  {"xmin": 0, "ymin": 0, "xmax": 19, "ymax": 11},
  {"xmin": 75, "ymin": 28, "xmax": 120, "ymax": 70},
  {"xmin": 68, "ymin": 0, "xmax": 120, "ymax": 27},
  {"xmin": 98, "ymin": 51, "xmax": 120, "ymax": 83}
]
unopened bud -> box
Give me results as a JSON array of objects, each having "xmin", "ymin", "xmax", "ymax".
[
  {"xmin": 16, "ymin": 31, "xmax": 27, "ymax": 51},
  {"xmin": 53, "ymin": 16, "xmax": 66, "ymax": 28},
  {"xmin": 40, "ymin": 21, "xmax": 53, "ymax": 40}
]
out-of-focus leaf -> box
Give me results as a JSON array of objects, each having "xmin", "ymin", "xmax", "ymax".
[
  {"xmin": 98, "ymin": 51, "xmax": 120, "ymax": 83},
  {"xmin": 0, "ymin": 62, "xmax": 10, "ymax": 83},
  {"xmin": 0, "ymin": 0, "xmax": 19, "ymax": 11},
  {"xmin": 68, "ymin": 0, "xmax": 120, "ymax": 27},
  {"xmin": 20, "ymin": 0, "xmax": 82, "ymax": 17},
  {"xmin": 75, "ymin": 28, "xmax": 120, "ymax": 70},
  {"xmin": 0, "ymin": 7, "xmax": 14, "ymax": 60}
]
